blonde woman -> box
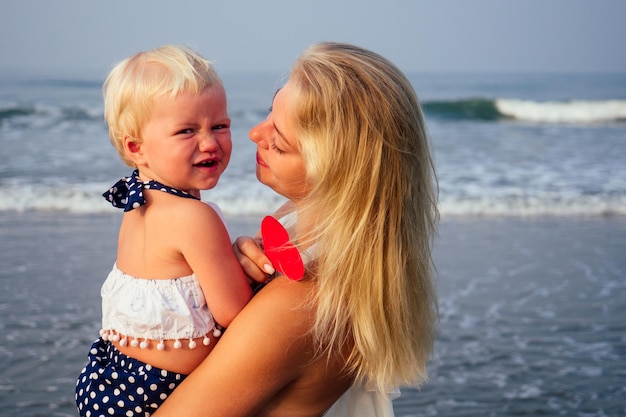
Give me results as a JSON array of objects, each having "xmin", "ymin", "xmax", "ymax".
[{"xmin": 155, "ymin": 41, "xmax": 438, "ymax": 417}]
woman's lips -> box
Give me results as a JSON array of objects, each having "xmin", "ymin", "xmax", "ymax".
[{"xmin": 256, "ymin": 152, "xmax": 268, "ymax": 167}]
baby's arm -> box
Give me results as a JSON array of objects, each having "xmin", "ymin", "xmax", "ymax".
[{"xmin": 177, "ymin": 201, "xmax": 252, "ymax": 327}]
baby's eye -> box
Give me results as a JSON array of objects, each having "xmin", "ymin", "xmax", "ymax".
[
  {"xmin": 212, "ymin": 123, "xmax": 230, "ymax": 130},
  {"xmin": 177, "ymin": 128, "xmax": 194, "ymax": 135}
]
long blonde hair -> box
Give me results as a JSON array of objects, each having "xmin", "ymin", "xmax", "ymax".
[
  {"xmin": 290, "ymin": 42, "xmax": 439, "ymax": 391},
  {"xmin": 102, "ymin": 45, "xmax": 222, "ymax": 167}
]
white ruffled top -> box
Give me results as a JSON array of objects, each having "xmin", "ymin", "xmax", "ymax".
[
  {"xmin": 100, "ymin": 264, "xmax": 216, "ymax": 342},
  {"xmin": 324, "ymin": 383, "xmax": 399, "ymax": 417}
]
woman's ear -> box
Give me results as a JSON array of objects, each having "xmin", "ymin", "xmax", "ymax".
[{"xmin": 123, "ymin": 135, "xmax": 145, "ymax": 165}]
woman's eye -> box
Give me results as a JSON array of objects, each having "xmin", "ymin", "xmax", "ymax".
[{"xmin": 270, "ymin": 139, "xmax": 285, "ymax": 154}]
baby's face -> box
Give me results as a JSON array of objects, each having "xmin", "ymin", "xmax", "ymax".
[{"xmin": 134, "ymin": 85, "xmax": 232, "ymax": 194}]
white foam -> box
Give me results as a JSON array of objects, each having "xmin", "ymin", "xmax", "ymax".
[
  {"xmin": 0, "ymin": 182, "xmax": 284, "ymax": 216},
  {"xmin": 504, "ymin": 384, "xmax": 543, "ymax": 399},
  {"xmin": 438, "ymin": 194, "xmax": 626, "ymax": 217},
  {"xmin": 2, "ymin": 182, "xmax": 625, "ymax": 217},
  {"xmin": 496, "ymin": 99, "xmax": 626, "ymax": 123},
  {"xmin": 0, "ymin": 183, "xmax": 116, "ymax": 213}
]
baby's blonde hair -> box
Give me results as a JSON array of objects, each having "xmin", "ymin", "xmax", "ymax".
[
  {"xmin": 290, "ymin": 42, "xmax": 439, "ymax": 391},
  {"xmin": 103, "ymin": 45, "xmax": 222, "ymax": 167}
]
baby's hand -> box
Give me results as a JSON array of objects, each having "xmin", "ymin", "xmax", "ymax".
[{"xmin": 233, "ymin": 236, "xmax": 275, "ymax": 285}]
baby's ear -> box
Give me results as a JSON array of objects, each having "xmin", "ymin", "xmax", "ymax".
[{"xmin": 123, "ymin": 135, "xmax": 145, "ymax": 165}]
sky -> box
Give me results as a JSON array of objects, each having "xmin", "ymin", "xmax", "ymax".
[{"xmin": 1, "ymin": 0, "xmax": 625, "ymax": 79}]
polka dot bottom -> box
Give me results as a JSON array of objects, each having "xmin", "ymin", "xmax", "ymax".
[{"xmin": 75, "ymin": 338, "xmax": 186, "ymax": 417}]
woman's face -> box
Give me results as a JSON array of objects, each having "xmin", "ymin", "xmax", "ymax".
[{"xmin": 249, "ymin": 81, "xmax": 310, "ymax": 202}]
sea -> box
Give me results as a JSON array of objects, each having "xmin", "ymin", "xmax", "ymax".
[
  {"xmin": 1, "ymin": 71, "xmax": 625, "ymax": 416},
  {"xmin": 1, "ymin": 71, "xmax": 626, "ymax": 216}
]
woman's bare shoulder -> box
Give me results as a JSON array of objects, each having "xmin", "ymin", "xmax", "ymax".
[{"xmin": 244, "ymin": 276, "xmax": 316, "ymax": 329}]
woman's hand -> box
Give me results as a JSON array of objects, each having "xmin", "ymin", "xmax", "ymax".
[{"xmin": 233, "ymin": 236, "xmax": 275, "ymax": 285}]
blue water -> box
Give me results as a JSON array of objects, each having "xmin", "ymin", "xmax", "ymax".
[
  {"xmin": 1, "ymin": 72, "xmax": 626, "ymax": 417},
  {"xmin": 1, "ymin": 72, "xmax": 625, "ymax": 216}
]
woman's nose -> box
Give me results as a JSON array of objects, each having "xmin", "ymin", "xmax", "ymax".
[{"xmin": 249, "ymin": 120, "xmax": 269, "ymax": 147}]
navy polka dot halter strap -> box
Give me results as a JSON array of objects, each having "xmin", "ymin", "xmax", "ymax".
[{"xmin": 103, "ymin": 169, "xmax": 199, "ymax": 212}]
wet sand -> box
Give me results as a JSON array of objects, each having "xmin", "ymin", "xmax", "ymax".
[{"xmin": 1, "ymin": 212, "xmax": 624, "ymax": 416}]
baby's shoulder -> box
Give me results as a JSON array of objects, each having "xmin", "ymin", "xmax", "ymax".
[{"xmin": 159, "ymin": 197, "xmax": 222, "ymax": 220}]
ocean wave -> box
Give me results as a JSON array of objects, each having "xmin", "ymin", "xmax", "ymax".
[
  {"xmin": 0, "ymin": 103, "xmax": 103, "ymax": 125},
  {"xmin": 423, "ymin": 98, "xmax": 626, "ymax": 124},
  {"xmin": 0, "ymin": 106, "xmax": 37, "ymax": 120},
  {"xmin": 2, "ymin": 183, "xmax": 624, "ymax": 218},
  {"xmin": 423, "ymin": 99, "xmax": 504, "ymax": 121},
  {"xmin": 4, "ymin": 98, "xmax": 625, "ymax": 127},
  {"xmin": 0, "ymin": 182, "xmax": 284, "ymax": 217},
  {"xmin": 439, "ymin": 195, "xmax": 626, "ymax": 218},
  {"xmin": 496, "ymin": 99, "xmax": 626, "ymax": 123}
]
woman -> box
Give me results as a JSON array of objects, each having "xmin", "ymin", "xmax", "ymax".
[{"xmin": 154, "ymin": 41, "xmax": 438, "ymax": 417}]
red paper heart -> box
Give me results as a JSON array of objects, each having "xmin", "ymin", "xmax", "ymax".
[{"xmin": 261, "ymin": 216, "xmax": 305, "ymax": 281}]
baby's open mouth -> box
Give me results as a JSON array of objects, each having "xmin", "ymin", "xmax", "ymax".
[{"xmin": 195, "ymin": 160, "xmax": 217, "ymax": 167}]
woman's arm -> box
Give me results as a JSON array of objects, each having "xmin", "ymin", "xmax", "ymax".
[{"xmin": 153, "ymin": 276, "xmax": 316, "ymax": 417}]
